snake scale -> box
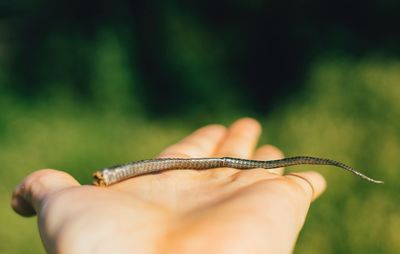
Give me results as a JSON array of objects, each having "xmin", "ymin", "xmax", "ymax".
[{"xmin": 93, "ymin": 156, "xmax": 383, "ymax": 186}]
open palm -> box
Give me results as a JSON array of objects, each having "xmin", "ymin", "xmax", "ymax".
[{"xmin": 12, "ymin": 118, "xmax": 326, "ymax": 254}]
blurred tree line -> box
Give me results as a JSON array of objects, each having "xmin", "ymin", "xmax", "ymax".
[{"xmin": 1, "ymin": 0, "xmax": 399, "ymax": 116}]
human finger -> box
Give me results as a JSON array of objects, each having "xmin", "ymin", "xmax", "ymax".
[
  {"xmin": 285, "ymin": 171, "xmax": 327, "ymax": 201},
  {"xmin": 251, "ymin": 145, "xmax": 285, "ymax": 175},
  {"xmin": 158, "ymin": 124, "xmax": 226, "ymax": 158},
  {"xmin": 11, "ymin": 169, "xmax": 80, "ymax": 217},
  {"xmin": 215, "ymin": 118, "xmax": 261, "ymax": 158}
]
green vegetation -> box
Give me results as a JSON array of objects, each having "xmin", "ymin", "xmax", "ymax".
[{"xmin": 1, "ymin": 56, "xmax": 399, "ymax": 253}]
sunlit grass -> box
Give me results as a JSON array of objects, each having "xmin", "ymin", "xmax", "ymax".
[{"xmin": 1, "ymin": 57, "xmax": 399, "ymax": 253}]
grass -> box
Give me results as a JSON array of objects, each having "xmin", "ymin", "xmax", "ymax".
[{"xmin": 1, "ymin": 56, "xmax": 399, "ymax": 253}]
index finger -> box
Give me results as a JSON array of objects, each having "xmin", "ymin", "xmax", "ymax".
[{"xmin": 158, "ymin": 124, "xmax": 227, "ymax": 158}]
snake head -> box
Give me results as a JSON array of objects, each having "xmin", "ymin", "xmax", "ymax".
[{"xmin": 92, "ymin": 171, "xmax": 106, "ymax": 187}]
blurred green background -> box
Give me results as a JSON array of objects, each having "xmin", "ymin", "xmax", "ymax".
[{"xmin": 1, "ymin": 1, "xmax": 400, "ymax": 253}]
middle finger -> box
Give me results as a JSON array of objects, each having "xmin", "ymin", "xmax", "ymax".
[{"xmin": 215, "ymin": 118, "xmax": 261, "ymax": 158}]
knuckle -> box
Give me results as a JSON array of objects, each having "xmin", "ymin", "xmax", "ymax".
[
  {"xmin": 22, "ymin": 169, "xmax": 69, "ymax": 198},
  {"xmin": 25, "ymin": 170, "xmax": 54, "ymax": 193}
]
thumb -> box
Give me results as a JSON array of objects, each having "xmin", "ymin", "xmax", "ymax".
[{"xmin": 11, "ymin": 169, "xmax": 80, "ymax": 217}]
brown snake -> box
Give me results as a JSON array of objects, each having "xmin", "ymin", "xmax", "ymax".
[{"xmin": 93, "ymin": 156, "xmax": 383, "ymax": 186}]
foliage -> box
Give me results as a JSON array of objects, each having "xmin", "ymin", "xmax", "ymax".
[{"xmin": 1, "ymin": 57, "xmax": 399, "ymax": 253}]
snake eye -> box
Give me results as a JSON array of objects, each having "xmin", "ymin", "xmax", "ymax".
[{"xmin": 93, "ymin": 171, "xmax": 106, "ymax": 187}]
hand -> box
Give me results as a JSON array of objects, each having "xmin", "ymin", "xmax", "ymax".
[{"xmin": 11, "ymin": 118, "xmax": 326, "ymax": 254}]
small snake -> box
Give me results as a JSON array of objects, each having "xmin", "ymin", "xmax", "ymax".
[{"xmin": 93, "ymin": 156, "xmax": 383, "ymax": 186}]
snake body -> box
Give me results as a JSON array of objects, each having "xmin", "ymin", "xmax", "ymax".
[{"xmin": 93, "ymin": 156, "xmax": 383, "ymax": 186}]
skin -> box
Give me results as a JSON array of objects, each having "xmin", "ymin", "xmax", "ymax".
[{"xmin": 11, "ymin": 118, "xmax": 326, "ymax": 254}]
